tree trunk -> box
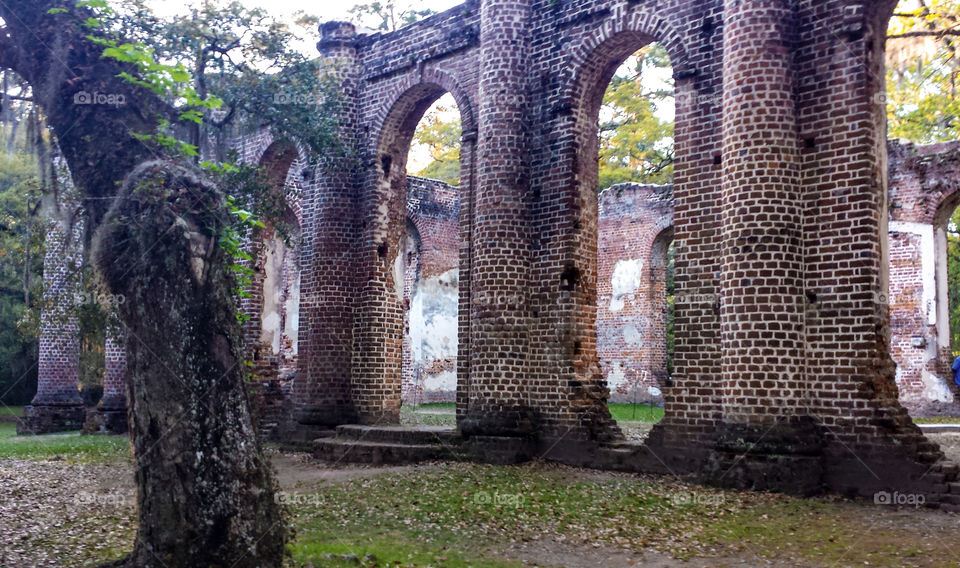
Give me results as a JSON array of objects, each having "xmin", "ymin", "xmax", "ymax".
[
  {"xmin": 0, "ymin": 3, "xmax": 288, "ymax": 566},
  {"xmin": 93, "ymin": 161, "xmax": 286, "ymax": 567}
]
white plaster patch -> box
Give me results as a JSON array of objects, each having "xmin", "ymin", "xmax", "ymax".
[
  {"xmin": 409, "ymin": 269, "xmax": 459, "ymax": 363},
  {"xmin": 284, "ymin": 273, "xmax": 300, "ymax": 355},
  {"xmin": 609, "ymin": 259, "xmax": 643, "ymax": 312},
  {"xmin": 622, "ymin": 324, "xmax": 642, "ymax": 347},
  {"xmin": 889, "ymin": 221, "xmax": 937, "ymax": 326},
  {"xmin": 259, "ymin": 237, "xmax": 286, "ymax": 355},
  {"xmin": 606, "ymin": 361, "xmax": 627, "ymax": 392},
  {"xmin": 423, "ymin": 369, "xmax": 457, "ymax": 393},
  {"xmin": 921, "ymin": 371, "xmax": 956, "ymax": 404},
  {"xmin": 392, "ymin": 242, "xmax": 406, "ymax": 302}
]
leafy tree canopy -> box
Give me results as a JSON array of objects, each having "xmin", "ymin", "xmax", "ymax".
[
  {"xmin": 887, "ymin": 0, "xmax": 960, "ymax": 142},
  {"xmin": 349, "ymin": 0, "xmax": 437, "ymax": 32}
]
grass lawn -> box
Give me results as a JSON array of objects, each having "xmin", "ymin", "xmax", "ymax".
[
  {"xmin": 607, "ymin": 403, "xmax": 665, "ymax": 423},
  {"xmin": 401, "ymin": 402, "xmax": 665, "ymax": 426},
  {"xmin": 0, "ymin": 405, "xmax": 23, "ymax": 422},
  {"xmin": 2, "ymin": 419, "xmax": 958, "ymax": 567},
  {"xmin": 285, "ymin": 462, "xmax": 959, "ymax": 568},
  {"xmin": 0, "ymin": 422, "xmax": 129, "ymax": 463},
  {"xmin": 914, "ymin": 416, "xmax": 960, "ymax": 424}
]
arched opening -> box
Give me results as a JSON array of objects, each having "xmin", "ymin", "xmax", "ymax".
[
  {"xmin": 589, "ymin": 42, "xmax": 676, "ymax": 438},
  {"xmin": 364, "ymin": 83, "xmax": 469, "ymax": 426},
  {"xmin": 241, "ymin": 140, "xmax": 305, "ymax": 432}
]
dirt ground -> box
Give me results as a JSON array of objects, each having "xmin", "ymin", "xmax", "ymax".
[{"xmin": 930, "ymin": 432, "xmax": 960, "ymax": 462}]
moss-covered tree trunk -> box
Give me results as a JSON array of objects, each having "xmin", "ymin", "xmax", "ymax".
[
  {"xmin": 94, "ymin": 162, "xmax": 285, "ymax": 567},
  {"xmin": 0, "ymin": 3, "xmax": 287, "ymax": 566}
]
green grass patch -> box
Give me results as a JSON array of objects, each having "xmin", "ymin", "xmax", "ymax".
[
  {"xmin": 400, "ymin": 403, "xmax": 664, "ymax": 426},
  {"xmin": 416, "ymin": 402, "xmax": 455, "ymax": 412},
  {"xmin": 0, "ymin": 406, "xmax": 24, "ymax": 419},
  {"xmin": 288, "ymin": 462, "xmax": 726, "ymax": 566},
  {"xmin": 914, "ymin": 416, "xmax": 960, "ymax": 424},
  {"xmin": 608, "ymin": 403, "xmax": 664, "ymax": 423},
  {"xmin": 288, "ymin": 463, "xmax": 960, "ymax": 567},
  {"xmin": 701, "ymin": 499, "xmax": 955, "ymax": 567},
  {"xmin": 0, "ymin": 423, "xmax": 129, "ymax": 463},
  {"xmin": 400, "ymin": 404, "xmax": 456, "ymax": 427}
]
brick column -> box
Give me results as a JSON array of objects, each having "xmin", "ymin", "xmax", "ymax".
[
  {"xmin": 462, "ymin": 0, "xmax": 534, "ymax": 437},
  {"xmin": 291, "ymin": 21, "xmax": 362, "ymax": 430},
  {"xmin": 84, "ymin": 328, "xmax": 128, "ymax": 434},
  {"xmin": 713, "ymin": 0, "xmax": 820, "ymax": 488},
  {"xmin": 18, "ymin": 221, "xmax": 85, "ymax": 434}
]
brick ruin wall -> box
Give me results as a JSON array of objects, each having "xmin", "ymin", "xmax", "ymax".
[
  {"xmin": 597, "ymin": 184, "xmax": 674, "ymax": 404},
  {"xmin": 888, "ymin": 140, "xmax": 960, "ymax": 416},
  {"xmin": 295, "ymin": 0, "xmax": 959, "ymax": 499},
  {"xmin": 399, "ymin": 142, "xmax": 960, "ymax": 416},
  {"xmin": 402, "ymin": 176, "xmax": 461, "ymax": 404}
]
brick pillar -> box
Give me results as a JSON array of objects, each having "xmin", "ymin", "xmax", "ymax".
[
  {"xmin": 101, "ymin": 331, "xmax": 127, "ymax": 410},
  {"xmin": 291, "ymin": 21, "xmax": 362, "ymax": 429},
  {"xmin": 84, "ymin": 328, "xmax": 128, "ymax": 434},
  {"xmin": 462, "ymin": 0, "xmax": 534, "ymax": 437},
  {"xmin": 713, "ymin": 0, "xmax": 820, "ymax": 489},
  {"xmin": 18, "ymin": 221, "xmax": 86, "ymax": 434}
]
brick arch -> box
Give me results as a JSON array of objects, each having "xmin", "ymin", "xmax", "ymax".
[
  {"xmin": 237, "ymin": 132, "xmax": 310, "ymax": 229},
  {"xmin": 932, "ymin": 181, "xmax": 960, "ymax": 229},
  {"xmin": 564, "ymin": 11, "xmax": 689, "ymax": 125},
  {"xmin": 372, "ymin": 69, "xmax": 477, "ymax": 157},
  {"xmin": 567, "ymin": 26, "xmax": 692, "ymax": 197},
  {"xmin": 259, "ymin": 139, "xmax": 300, "ymax": 187},
  {"xmin": 353, "ymin": 74, "xmax": 473, "ymax": 423},
  {"xmin": 373, "ymin": 78, "xmax": 474, "ymax": 172},
  {"xmin": 648, "ymin": 224, "xmax": 675, "ymax": 387},
  {"xmin": 239, "ymin": 138, "xmax": 307, "ymax": 381},
  {"xmin": 562, "ymin": 12, "xmax": 694, "ymax": 427},
  {"xmin": 929, "ymin": 168, "xmax": 960, "ymax": 379}
]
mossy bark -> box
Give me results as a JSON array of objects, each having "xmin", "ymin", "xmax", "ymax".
[{"xmin": 93, "ymin": 162, "xmax": 287, "ymax": 567}]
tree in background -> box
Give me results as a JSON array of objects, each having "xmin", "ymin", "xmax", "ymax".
[
  {"xmin": 888, "ymin": 1, "xmax": 960, "ymax": 354},
  {"xmin": 0, "ymin": 0, "xmax": 344, "ymax": 563},
  {"xmin": 598, "ymin": 44, "xmax": 674, "ymax": 191},
  {"xmin": 887, "ymin": 0, "xmax": 960, "ymax": 143},
  {"xmin": 0, "ymin": 152, "xmax": 42, "ymax": 405},
  {"xmin": 349, "ymin": 0, "xmax": 437, "ymax": 32},
  {"xmin": 412, "ymin": 103, "xmax": 461, "ymax": 186}
]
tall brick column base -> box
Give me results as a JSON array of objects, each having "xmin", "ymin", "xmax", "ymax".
[
  {"xmin": 701, "ymin": 418, "xmax": 825, "ymax": 496},
  {"xmin": 82, "ymin": 397, "xmax": 128, "ymax": 435},
  {"xmin": 17, "ymin": 404, "xmax": 86, "ymax": 435}
]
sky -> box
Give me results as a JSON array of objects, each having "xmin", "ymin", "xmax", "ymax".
[{"xmin": 146, "ymin": 0, "xmax": 462, "ymax": 28}]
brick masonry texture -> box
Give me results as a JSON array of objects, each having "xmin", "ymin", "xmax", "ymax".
[
  {"xmin": 887, "ymin": 140, "xmax": 960, "ymax": 416},
  {"xmin": 18, "ymin": 179, "xmax": 87, "ymax": 434},
  {"xmin": 597, "ymin": 184, "xmax": 674, "ymax": 404}
]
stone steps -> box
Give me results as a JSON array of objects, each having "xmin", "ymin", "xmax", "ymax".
[
  {"xmin": 313, "ymin": 438, "xmax": 454, "ymax": 465},
  {"xmin": 313, "ymin": 425, "xmax": 462, "ymax": 465},
  {"xmin": 334, "ymin": 424, "xmax": 459, "ymax": 445}
]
